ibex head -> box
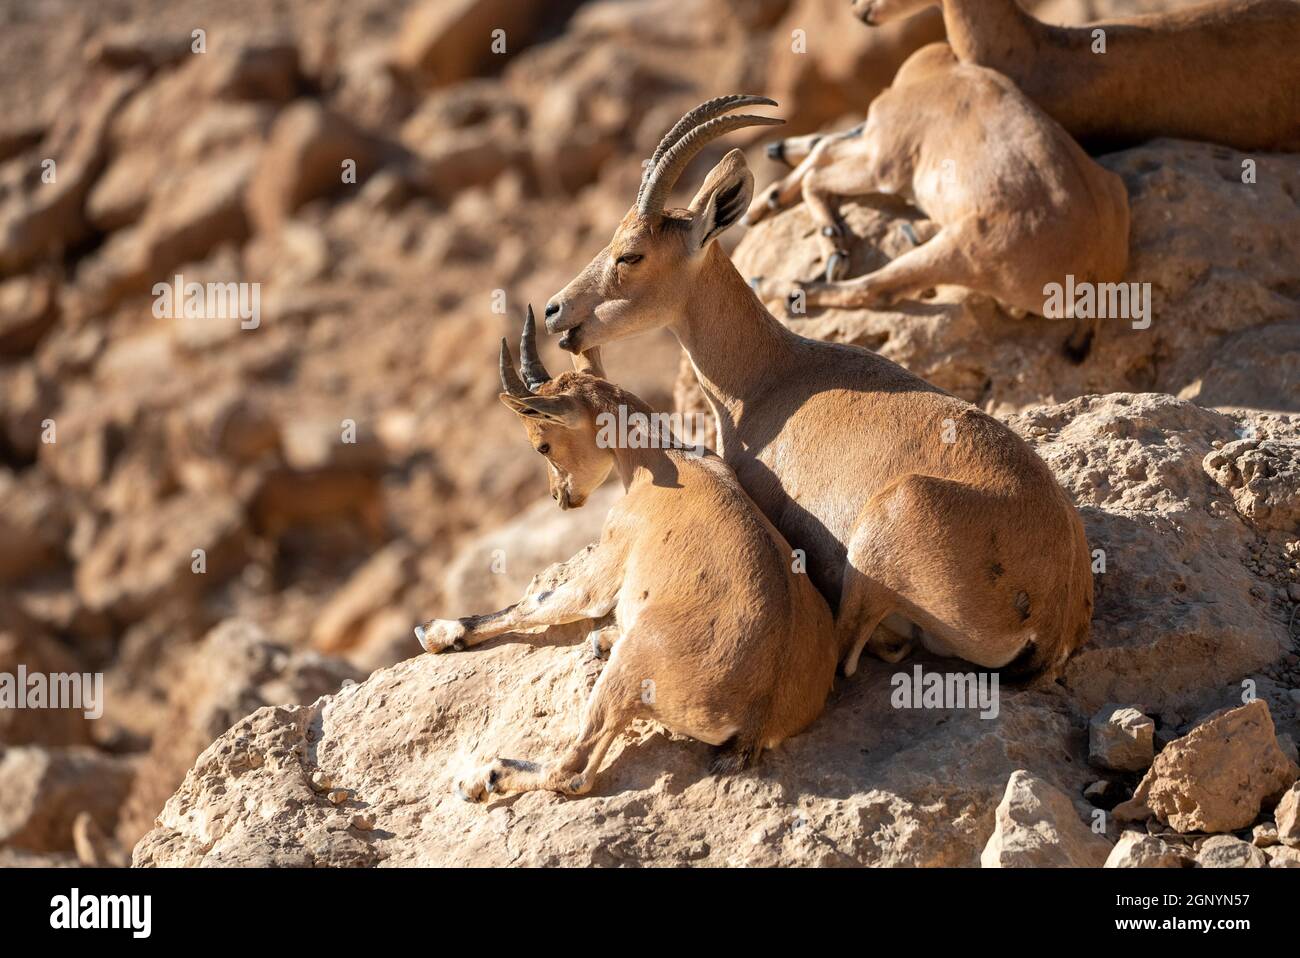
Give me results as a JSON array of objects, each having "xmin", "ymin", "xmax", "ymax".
[
  {"xmin": 499, "ymin": 306, "xmax": 613, "ymax": 510},
  {"xmin": 544, "ymin": 95, "xmax": 782, "ymax": 354},
  {"xmin": 850, "ymin": 0, "xmax": 935, "ymax": 26}
]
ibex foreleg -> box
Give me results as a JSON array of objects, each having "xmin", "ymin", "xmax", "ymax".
[
  {"xmin": 416, "ymin": 543, "xmax": 621, "ymax": 654},
  {"xmin": 800, "ymin": 225, "xmax": 974, "ymax": 310},
  {"xmin": 457, "ymin": 643, "xmax": 641, "ymax": 801}
]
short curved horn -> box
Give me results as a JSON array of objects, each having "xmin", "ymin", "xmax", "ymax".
[
  {"xmin": 499, "ymin": 338, "xmax": 530, "ymax": 398},
  {"xmin": 519, "ymin": 304, "xmax": 552, "ymax": 390},
  {"xmin": 636, "ymin": 95, "xmax": 777, "ymax": 206},
  {"xmin": 639, "ymin": 113, "xmax": 784, "ymax": 216}
]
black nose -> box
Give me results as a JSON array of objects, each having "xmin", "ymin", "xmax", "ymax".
[{"xmin": 544, "ymin": 301, "xmax": 562, "ymax": 330}]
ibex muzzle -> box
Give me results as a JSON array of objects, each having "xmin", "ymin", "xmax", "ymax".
[{"xmin": 545, "ymin": 95, "xmax": 782, "ymax": 355}]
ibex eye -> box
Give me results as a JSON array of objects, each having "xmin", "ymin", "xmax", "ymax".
[
  {"xmin": 537, "ymin": 443, "xmax": 551, "ymax": 455},
  {"xmin": 616, "ymin": 253, "xmax": 643, "ymax": 266}
]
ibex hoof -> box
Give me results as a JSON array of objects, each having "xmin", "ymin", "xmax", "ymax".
[
  {"xmin": 418, "ymin": 619, "xmax": 469, "ymax": 654},
  {"xmin": 456, "ymin": 764, "xmax": 499, "ymax": 804},
  {"xmin": 825, "ymin": 252, "xmax": 847, "ymax": 282}
]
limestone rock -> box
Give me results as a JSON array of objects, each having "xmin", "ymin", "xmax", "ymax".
[
  {"xmin": 1266, "ymin": 845, "xmax": 1300, "ymax": 867},
  {"xmin": 74, "ymin": 493, "xmax": 250, "ymax": 621},
  {"xmin": 1104, "ymin": 830, "xmax": 1193, "ymax": 868},
  {"xmin": 1195, "ymin": 835, "xmax": 1267, "ymax": 868},
  {"xmin": 1275, "ymin": 781, "xmax": 1300, "ymax": 847},
  {"xmin": 116, "ymin": 619, "xmax": 362, "ymax": 848},
  {"xmin": 1113, "ymin": 700, "xmax": 1299, "ymax": 833},
  {"xmin": 0, "ymin": 746, "xmax": 133, "ymax": 854},
  {"xmin": 981, "ymin": 770, "xmax": 1112, "ymax": 868},
  {"xmin": 1251, "ymin": 822, "xmax": 1279, "ymax": 847},
  {"xmin": 245, "ymin": 102, "xmax": 386, "ymax": 234},
  {"xmin": 134, "ymin": 643, "xmax": 1089, "ymax": 867},
  {"xmin": 1089, "ymin": 704, "xmax": 1155, "ymax": 772},
  {"xmin": 1014, "ymin": 395, "xmax": 1294, "ymax": 714}
]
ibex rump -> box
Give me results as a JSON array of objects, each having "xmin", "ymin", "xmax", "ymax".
[
  {"xmin": 416, "ymin": 310, "xmax": 837, "ymax": 800},
  {"xmin": 853, "ymin": 0, "xmax": 1300, "ymax": 151},
  {"xmin": 743, "ymin": 42, "xmax": 1130, "ymax": 316},
  {"xmin": 544, "ymin": 97, "xmax": 1094, "ymax": 676}
]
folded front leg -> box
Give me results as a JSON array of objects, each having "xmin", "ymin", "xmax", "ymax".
[{"xmin": 416, "ymin": 543, "xmax": 622, "ymax": 654}]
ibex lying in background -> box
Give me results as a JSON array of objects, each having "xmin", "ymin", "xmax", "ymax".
[
  {"xmin": 416, "ymin": 310, "xmax": 838, "ymax": 799},
  {"xmin": 544, "ymin": 97, "xmax": 1094, "ymax": 676},
  {"xmin": 743, "ymin": 43, "xmax": 1130, "ymax": 314},
  {"xmin": 853, "ymin": 0, "xmax": 1300, "ymax": 151}
]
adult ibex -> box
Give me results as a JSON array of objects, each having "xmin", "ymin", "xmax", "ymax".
[
  {"xmin": 543, "ymin": 97, "xmax": 1094, "ymax": 676},
  {"xmin": 416, "ymin": 310, "xmax": 838, "ymax": 799},
  {"xmin": 852, "ymin": 0, "xmax": 1300, "ymax": 151},
  {"xmin": 743, "ymin": 43, "xmax": 1130, "ymax": 314}
]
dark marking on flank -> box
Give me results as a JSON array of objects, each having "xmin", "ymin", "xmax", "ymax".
[
  {"xmin": 989, "ymin": 561, "xmax": 1004, "ymax": 581},
  {"xmin": 1014, "ymin": 590, "xmax": 1031, "ymax": 622},
  {"xmin": 641, "ymin": 590, "xmax": 649, "ymax": 601}
]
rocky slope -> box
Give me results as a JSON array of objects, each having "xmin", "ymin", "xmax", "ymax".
[
  {"xmin": 134, "ymin": 394, "xmax": 1300, "ymax": 866},
  {"xmin": 1, "ymin": 0, "xmax": 1295, "ymax": 867}
]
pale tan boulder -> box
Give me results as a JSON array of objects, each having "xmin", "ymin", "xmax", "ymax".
[
  {"xmin": 1104, "ymin": 830, "xmax": 1193, "ymax": 868},
  {"xmin": 1089, "ymin": 704, "xmax": 1155, "ymax": 772},
  {"xmin": 1114, "ymin": 701, "xmax": 1299, "ymax": 833},
  {"xmin": 981, "ymin": 770, "xmax": 1113, "ymax": 868}
]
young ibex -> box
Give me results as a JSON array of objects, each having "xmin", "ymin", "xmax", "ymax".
[
  {"xmin": 416, "ymin": 309, "xmax": 838, "ymax": 800},
  {"xmin": 852, "ymin": 0, "xmax": 1300, "ymax": 151},
  {"xmin": 543, "ymin": 96, "xmax": 1094, "ymax": 676},
  {"xmin": 742, "ymin": 43, "xmax": 1130, "ymax": 315}
]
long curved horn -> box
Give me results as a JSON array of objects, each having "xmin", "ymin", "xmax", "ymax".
[
  {"xmin": 499, "ymin": 338, "xmax": 530, "ymax": 398},
  {"xmin": 636, "ymin": 95, "xmax": 777, "ymax": 206},
  {"xmin": 639, "ymin": 112, "xmax": 784, "ymax": 216},
  {"xmin": 519, "ymin": 304, "xmax": 552, "ymax": 390}
]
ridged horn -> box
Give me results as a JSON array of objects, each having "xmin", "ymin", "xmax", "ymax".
[
  {"xmin": 639, "ymin": 112, "xmax": 783, "ymax": 216},
  {"xmin": 519, "ymin": 304, "xmax": 552, "ymax": 390},
  {"xmin": 499, "ymin": 338, "xmax": 530, "ymax": 398},
  {"xmin": 636, "ymin": 95, "xmax": 777, "ymax": 206}
]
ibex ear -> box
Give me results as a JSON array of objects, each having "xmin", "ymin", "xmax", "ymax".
[
  {"xmin": 499, "ymin": 393, "xmax": 584, "ymax": 427},
  {"xmin": 686, "ymin": 148, "xmax": 754, "ymax": 252}
]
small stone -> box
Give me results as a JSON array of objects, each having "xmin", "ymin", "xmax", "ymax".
[
  {"xmin": 350, "ymin": 813, "xmax": 374, "ymax": 830},
  {"xmin": 1105, "ymin": 830, "xmax": 1192, "ymax": 868},
  {"xmin": 1276, "ymin": 782, "xmax": 1300, "ymax": 847},
  {"xmin": 1266, "ymin": 846, "xmax": 1300, "ymax": 867},
  {"xmin": 310, "ymin": 770, "xmax": 331, "ymax": 792},
  {"xmin": 1089, "ymin": 704, "xmax": 1156, "ymax": 772},
  {"xmin": 1288, "ymin": 583, "xmax": 1300, "ymax": 602},
  {"xmin": 327, "ymin": 788, "xmax": 349, "ymax": 805},
  {"xmin": 1195, "ymin": 834, "xmax": 1266, "ymax": 868},
  {"xmin": 1251, "ymin": 822, "xmax": 1278, "ymax": 847},
  {"xmin": 981, "ymin": 770, "xmax": 1112, "ymax": 868}
]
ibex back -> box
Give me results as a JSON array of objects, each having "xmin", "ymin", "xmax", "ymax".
[{"xmin": 543, "ymin": 96, "xmax": 1093, "ymax": 676}]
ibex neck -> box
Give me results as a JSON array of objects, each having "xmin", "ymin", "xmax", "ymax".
[
  {"xmin": 669, "ymin": 243, "xmax": 798, "ymax": 429},
  {"xmin": 942, "ymin": 0, "xmax": 1038, "ymax": 62},
  {"xmin": 582, "ymin": 383, "xmax": 684, "ymax": 492}
]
